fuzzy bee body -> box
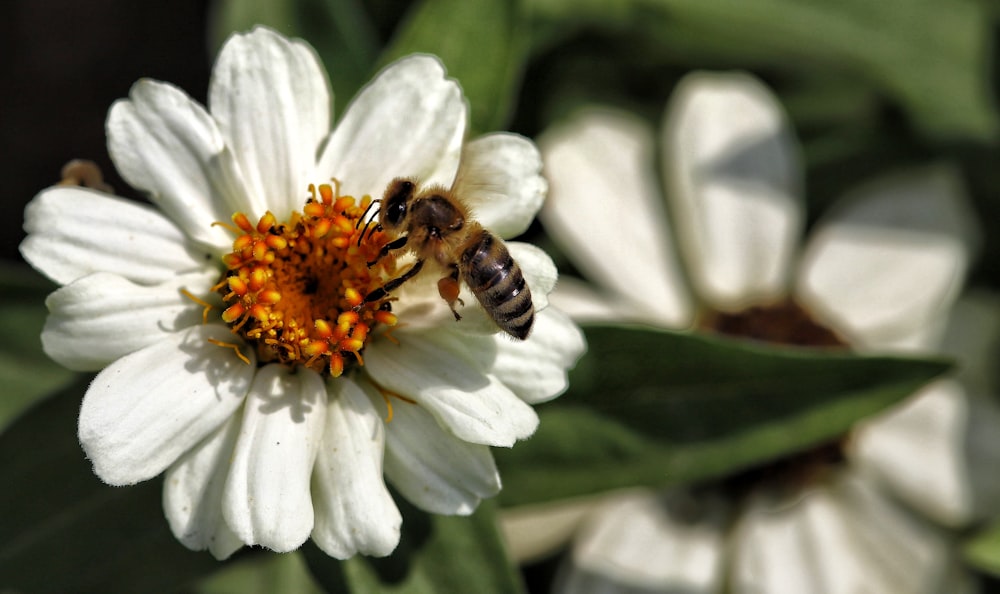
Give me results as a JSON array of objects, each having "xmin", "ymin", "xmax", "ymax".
[
  {"xmin": 363, "ymin": 178, "xmax": 534, "ymax": 339},
  {"xmin": 459, "ymin": 228, "xmax": 533, "ymax": 339}
]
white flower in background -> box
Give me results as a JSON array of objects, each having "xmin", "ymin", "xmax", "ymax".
[
  {"xmin": 20, "ymin": 26, "xmax": 584, "ymax": 560},
  {"xmin": 528, "ymin": 71, "xmax": 1000, "ymax": 592}
]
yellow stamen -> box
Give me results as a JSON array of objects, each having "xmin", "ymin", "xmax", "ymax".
[
  {"xmin": 194, "ymin": 180, "xmax": 399, "ymax": 375},
  {"xmin": 207, "ymin": 338, "xmax": 251, "ymax": 365},
  {"xmin": 180, "ymin": 288, "xmax": 215, "ymax": 325},
  {"xmin": 374, "ymin": 384, "xmax": 416, "ymax": 423}
]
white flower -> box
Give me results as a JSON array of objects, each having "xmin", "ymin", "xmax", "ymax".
[
  {"xmin": 20, "ymin": 27, "xmax": 584, "ymax": 560},
  {"xmin": 527, "ymin": 71, "xmax": 998, "ymax": 592}
]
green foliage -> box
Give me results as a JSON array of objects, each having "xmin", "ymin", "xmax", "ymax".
[
  {"xmin": 495, "ymin": 325, "xmax": 952, "ymax": 506},
  {"xmin": 9, "ymin": 1, "xmax": 1000, "ymax": 591},
  {"xmin": 0, "ymin": 382, "xmax": 221, "ymax": 593},
  {"xmin": 195, "ymin": 552, "xmax": 325, "ymax": 594},
  {"xmin": 0, "ymin": 263, "xmax": 74, "ymax": 431},
  {"xmin": 303, "ymin": 500, "xmax": 523, "ymax": 593},
  {"xmin": 965, "ymin": 519, "xmax": 1000, "ymax": 578},
  {"xmin": 528, "ymin": 0, "xmax": 998, "ymax": 142}
]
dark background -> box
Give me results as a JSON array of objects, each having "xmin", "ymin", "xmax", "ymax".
[{"xmin": 1, "ymin": 0, "xmax": 214, "ymax": 264}]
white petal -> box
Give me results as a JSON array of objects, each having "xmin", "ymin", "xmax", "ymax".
[
  {"xmin": 163, "ymin": 415, "xmax": 245, "ymax": 560},
  {"xmin": 539, "ymin": 109, "xmax": 693, "ymax": 327},
  {"xmin": 383, "ymin": 395, "xmax": 500, "ymax": 515},
  {"xmin": 318, "ymin": 55, "xmax": 466, "ymax": 200},
  {"xmin": 731, "ymin": 474, "xmax": 951, "ymax": 594},
  {"xmin": 42, "ymin": 270, "xmax": 218, "ymax": 371},
  {"xmin": 492, "ymin": 307, "xmax": 585, "ymax": 404},
  {"xmin": 79, "ymin": 324, "xmax": 255, "ymax": 485},
  {"xmin": 209, "ymin": 27, "xmax": 332, "ymax": 219},
  {"xmin": 364, "ymin": 327, "xmax": 539, "ymax": 447},
  {"xmin": 509, "ymin": 241, "xmax": 557, "ymax": 312},
  {"xmin": 20, "ymin": 186, "xmax": 206, "ymax": 285},
  {"xmin": 797, "ymin": 165, "xmax": 976, "ymax": 351},
  {"xmin": 312, "ymin": 378, "xmax": 401, "ymax": 558},
  {"xmin": 222, "ymin": 364, "xmax": 327, "ymax": 552},
  {"xmin": 543, "ymin": 277, "xmax": 642, "ymax": 325},
  {"xmin": 500, "ymin": 495, "xmax": 606, "ymax": 564},
  {"xmin": 558, "ymin": 490, "xmax": 727, "ymax": 593},
  {"xmin": 107, "ymin": 79, "xmax": 248, "ymax": 250},
  {"xmin": 452, "ymin": 133, "xmax": 546, "ymax": 239},
  {"xmin": 852, "ymin": 379, "xmax": 1000, "ymax": 527},
  {"xmin": 663, "ymin": 72, "xmax": 803, "ymax": 310}
]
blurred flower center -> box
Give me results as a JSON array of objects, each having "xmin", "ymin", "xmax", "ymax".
[
  {"xmin": 699, "ymin": 299, "xmax": 849, "ymax": 498},
  {"xmin": 215, "ymin": 181, "xmax": 397, "ymax": 377},
  {"xmin": 699, "ymin": 299, "xmax": 846, "ymax": 348}
]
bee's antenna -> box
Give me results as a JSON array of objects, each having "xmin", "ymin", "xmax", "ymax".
[
  {"xmin": 360, "ymin": 220, "xmax": 382, "ymax": 246},
  {"xmin": 356, "ymin": 199, "xmax": 381, "ymax": 229},
  {"xmin": 356, "ymin": 199, "xmax": 381, "ymax": 246}
]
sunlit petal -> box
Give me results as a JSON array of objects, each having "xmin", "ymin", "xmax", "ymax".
[
  {"xmin": 79, "ymin": 324, "xmax": 255, "ymax": 485},
  {"xmin": 365, "ymin": 328, "xmax": 538, "ymax": 447},
  {"xmin": 312, "ymin": 379, "xmax": 401, "ymax": 558},
  {"xmin": 558, "ymin": 490, "xmax": 727, "ymax": 593},
  {"xmin": 731, "ymin": 474, "xmax": 951, "ymax": 593},
  {"xmin": 42, "ymin": 270, "xmax": 217, "ymax": 371},
  {"xmin": 663, "ymin": 72, "xmax": 803, "ymax": 310},
  {"xmin": 491, "ymin": 307, "xmax": 586, "ymax": 404},
  {"xmin": 163, "ymin": 415, "xmax": 245, "ymax": 560},
  {"xmin": 107, "ymin": 79, "xmax": 248, "ymax": 250},
  {"xmin": 798, "ymin": 165, "xmax": 976, "ymax": 351},
  {"xmin": 318, "ymin": 55, "xmax": 465, "ymax": 199},
  {"xmin": 383, "ymin": 396, "xmax": 501, "ymax": 515},
  {"xmin": 222, "ymin": 364, "xmax": 327, "ymax": 552},
  {"xmin": 453, "ymin": 133, "xmax": 546, "ymax": 238},
  {"xmin": 21, "ymin": 187, "xmax": 207, "ymax": 286},
  {"xmin": 540, "ymin": 108, "xmax": 693, "ymax": 326},
  {"xmin": 209, "ymin": 27, "xmax": 331, "ymax": 218}
]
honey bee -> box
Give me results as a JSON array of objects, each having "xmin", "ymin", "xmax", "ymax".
[{"xmin": 360, "ymin": 178, "xmax": 534, "ymax": 340}]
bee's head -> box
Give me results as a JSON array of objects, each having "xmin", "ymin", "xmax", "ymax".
[{"xmin": 380, "ymin": 178, "xmax": 416, "ymax": 231}]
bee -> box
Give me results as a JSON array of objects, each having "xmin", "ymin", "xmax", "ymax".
[{"xmin": 360, "ymin": 177, "xmax": 534, "ymax": 340}]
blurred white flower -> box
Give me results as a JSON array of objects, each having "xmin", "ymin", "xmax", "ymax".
[
  {"xmin": 21, "ymin": 26, "xmax": 584, "ymax": 560},
  {"xmin": 523, "ymin": 71, "xmax": 999, "ymax": 592}
]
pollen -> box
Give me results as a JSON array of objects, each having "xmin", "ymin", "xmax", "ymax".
[{"xmin": 213, "ymin": 181, "xmax": 397, "ymax": 377}]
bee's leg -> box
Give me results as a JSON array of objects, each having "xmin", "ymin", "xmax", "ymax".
[
  {"xmin": 367, "ymin": 235, "xmax": 408, "ymax": 268},
  {"xmin": 437, "ymin": 265, "xmax": 464, "ymax": 321},
  {"xmin": 363, "ymin": 259, "xmax": 424, "ymax": 303}
]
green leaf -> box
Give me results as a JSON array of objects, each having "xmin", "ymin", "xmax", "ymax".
[
  {"xmin": 531, "ymin": 0, "xmax": 998, "ymax": 142},
  {"xmin": 964, "ymin": 518, "xmax": 1000, "ymax": 578},
  {"xmin": 0, "ymin": 381, "xmax": 222, "ymax": 593},
  {"xmin": 0, "ymin": 263, "xmax": 74, "ymax": 431},
  {"xmin": 211, "ymin": 0, "xmax": 380, "ymax": 108},
  {"xmin": 379, "ymin": 0, "xmax": 528, "ymax": 134},
  {"xmin": 303, "ymin": 499, "xmax": 524, "ymax": 593},
  {"xmin": 195, "ymin": 551, "xmax": 324, "ymax": 594},
  {"xmin": 495, "ymin": 325, "xmax": 952, "ymax": 506}
]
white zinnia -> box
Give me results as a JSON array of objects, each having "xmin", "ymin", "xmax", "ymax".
[
  {"xmin": 21, "ymin": 27, "xmax": 584, "ymax": 560},
  {"xmin": 529, "ymin": 71, "xmax": 997, "ymax": 593}
]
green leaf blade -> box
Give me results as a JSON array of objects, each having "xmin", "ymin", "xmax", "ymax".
[
  {"xmin": 496, "ymin": 325, "xmax": 952, "ymax": 506},
  {"xmin": 0, "ymin": 382, "xmax": 221, "ymax": 593},
  {"xmin": 0, "ymin": 264, "xmax": 74, "ymax": 431}
]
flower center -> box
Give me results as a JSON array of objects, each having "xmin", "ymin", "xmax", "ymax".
[
  {"xmin": 698, "ymin": 298, "xmax": 846, "ymax": 348},
  {"xmin": 214, "ymin": 182, "xmax": 397, "ymax": 377},
  {"xmin": 698, "ymin": 299, "xmax": 850, "ymax": 499}
]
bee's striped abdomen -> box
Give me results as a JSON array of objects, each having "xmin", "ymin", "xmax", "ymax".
[{"xmin": 460, "ymin": 229, "xmax": 534, "ymax": 340}]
